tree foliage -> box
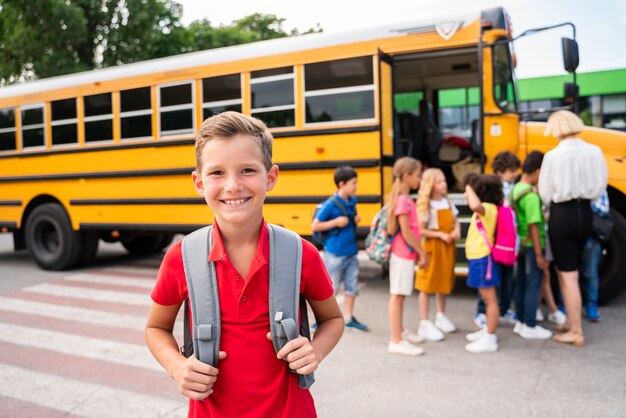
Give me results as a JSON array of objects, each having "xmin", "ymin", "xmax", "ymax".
[{"xmin": 0, "ymin": 1, "xmax": 322, "ymax": 84}]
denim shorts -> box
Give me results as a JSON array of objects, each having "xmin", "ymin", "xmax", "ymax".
[
  {"xmin": 322, "ymin": 252, "xmax": 359, "ymax": 296},
  {"xmin": 467, "ymin": 255, "xmax": 501, "ymax": 289}
]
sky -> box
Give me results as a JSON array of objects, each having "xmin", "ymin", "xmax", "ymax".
[{"xmin": 176, "ymin": 0, "xmax": 626, "ymax": 79}]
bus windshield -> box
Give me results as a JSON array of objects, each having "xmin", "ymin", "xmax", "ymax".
[{"xmin": 492, "ymin": 40, "xmax": 518, "ymax": 112}]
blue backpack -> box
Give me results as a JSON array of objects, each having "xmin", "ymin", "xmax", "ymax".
[{"xmin": 311, "ymin": 196, "xmax": 350, "ymax": 246}]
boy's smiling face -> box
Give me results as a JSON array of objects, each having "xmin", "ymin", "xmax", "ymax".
[{"xmin": 192, "ymin": 134, "xmax": 278, "ymax": 227}]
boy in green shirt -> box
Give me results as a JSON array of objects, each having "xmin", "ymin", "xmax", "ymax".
[{"xmin": 512, "ymin": 151, "xmax": 552, "ymax": 340}]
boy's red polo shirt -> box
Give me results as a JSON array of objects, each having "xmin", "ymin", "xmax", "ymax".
[{"xmin": 151, "ymin": 220, "xmax": 334, "ymax": 418}]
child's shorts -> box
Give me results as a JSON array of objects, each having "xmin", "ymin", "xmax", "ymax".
[
  {"xmin": 467, "ymin": 255, "xmax": 501, "ymax": 289},
  {"xmin": 322, "ymin": 252, "xmax": 359, "ymax": 296},
  {"xmin": 389, "ymin": 253, "xmax": 416, "ymax": 296}
]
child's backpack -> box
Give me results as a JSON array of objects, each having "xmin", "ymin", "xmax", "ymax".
[
  {"xmin": 491, "ymin": 203, "xmax": 517, "ymax": 266},
  {"xmin": 365, "ymin": 206, "xmax": 393, "ymax": 266},
  {"xmin": 311, "ymin": 196, "xmax": 350, "ymax": 246},
  {"xmin": 180, "ymin": 224, "xmax": 314, "ymax": 390}
]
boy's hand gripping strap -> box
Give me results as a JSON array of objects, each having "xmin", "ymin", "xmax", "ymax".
[
  {"xmin": 268, "ymin": 224, "xmax": 315, "ymax": 390},
  {"xmin": 182, "ymin": 225, "xmax": 221, "ymax": 366}
]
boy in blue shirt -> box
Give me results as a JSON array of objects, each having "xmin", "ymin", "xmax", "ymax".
[{"xmin": 312, "ymin": 166, "xmax": 368, "ymax": 331}]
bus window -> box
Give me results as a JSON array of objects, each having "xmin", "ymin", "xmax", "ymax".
[
  {"xmin": 84, "ymin": 93, "xmax": 113, "ymax": 143},
  {"xmin": 21, "ymin": 104, "xmax": 46, "ymax": 150},
  {"xmin": 158, "ymin": 81, "xmax": 195, "ymax": 137},
  {"xmin": 304, "ymin": 56, "xmax": 375, "ymax": 124},
  {"xmin": 492, "ymin": 41, "xmax": 517, "ymax": 112},
  {"xmin": 120, "ymin": 87, "xmax": 152, "ymax": 140},
  {"xmin": 51, "ymin": 98, "xmax": 78, "ymax": 146},
  {"xmin": 250, "ymin": 66, "xmax": 295, "ymax": 128},
  {"xmin": 0, "ymin": 107, "xmax": 16, "ymax": 152},
  {"xmin": 202, "ymin": 74, "xmax": 242, "ymax": 119}
]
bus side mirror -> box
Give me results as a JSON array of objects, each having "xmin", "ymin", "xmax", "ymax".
[
  {"xmin": 564, "ymin": 82, "xmax": 579, "ymax": 103},
  {"xmin": 562, "ymin": 37, "xmax": 579, "ymax": 73}
]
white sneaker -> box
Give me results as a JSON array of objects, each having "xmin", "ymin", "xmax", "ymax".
[
  {"xmin": 465, "ymin": 333, "xmax": 498, "ymax": 353},
  {"xmin": 473, "ymin": 313, "xmax": 487, "ymax": 329},
  {"xmin": 499, "ymin": 309, "xmax": 518, "ymax": 325},
  {"xmin": 418, "ymin": 320, "xmax": 445, "ymax": 341},
  {"xmin": 548, "ymin": 310, "xmax": 567, "ymax": 325},
  {"xmin": 536, "ymin": 308, "xmax": 545, "ymax": 322},
  {"xmin": 519, "ymin": 324, "xmax": 553, "ymax": 340},
  {"xmin": 388, "ymin": 340, "xmax": 424, "ymax": 356},
  {"xmin": 466, "ymin": 329, "xmax": 485, "ymax": 342},
  {"xmin": 402, "ymin": 329, "xmax": 425, "ymax": 344},
  {"xmin": 513, "ymin": 321, "xmax": 523, "ymax": 334},
  {"xmin": 435, "ymin": 312, "xmax": 456, "ymax": 333}
]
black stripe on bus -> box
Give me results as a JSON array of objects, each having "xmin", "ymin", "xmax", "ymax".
[
  {"xmin": 0, "ymin": 222, "xmax": 18, "ymax": 229},
  {"xmin": 0, "ymin": 126, "xmax": 380, "ymax": 160},
  {"xmin": 0, "ymin": 139, "xmax": 196, "ymax": 160},
  {"xmin": 70, "ymin": 195, "xmax": 381, "ymax": 206},
  {"xmin": 272, "ymin": 125, "xmax": 379, "ymax": 138},
  {"xmin": 80, "ymin": 223, "xmax": 205, "ymax": 233},
  {"xmin": 0, "ymin": 200, "xmax": 22, "ymax": 206},
  {"xmin": 0, "ymin": 159, "xmax": 384, "ymax": 183}
]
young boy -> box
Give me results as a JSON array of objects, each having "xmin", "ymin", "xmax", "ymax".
[
  {"xmin": 511, "ymin": 151, "xmax": 552, "ymax": 340},
  {"xmin": 475, "ymin": 151, "xmax": 521, "ymax": 328},
  {"xmin": 145, "ymin": 112, "xmax": 344, "ymax": 417},
  {"xmin": 311, "ymin": 166, "xmax": 368, "ymax": 331}
]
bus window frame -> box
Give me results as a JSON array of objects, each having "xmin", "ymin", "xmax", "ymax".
[
  {"xmin": 119, "ymin": 86, "xmax": 154, "ymax": 142},
  {"xmin": 250, "ymin": 69, "xmax": 296, "ymax": 128},
  {"xmin": 201, "ymin": 74, "xmax": 243, "ymax": 119},
  {"xmin": 302, "ymin": 56, "xmax": 377, "ymax": 127},
  {"xmin": 0, "ymin": 107, "xmax": 17, "ymax": 154},
  {"xmin": 50, "ymin": 97, "xmax": 79, "ymax": 149},
  {"xmin": 20, "ymin": 103, "xmax": 47, "ymax": 152},
  {"xmin": 490, "ymin": 37, "xmax": 519, "ymax": 114},
  {"xmin": 157, "ymin": 80, "xmax": 196, "ymax": 138},
  {"xmin": 83, "ymin": 92, "xmax": 114, "ymax": 145}
]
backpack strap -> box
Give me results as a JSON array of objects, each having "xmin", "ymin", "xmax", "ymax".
[
  {"xmin": 329, "ymin": 195, "xmax": 350, "ymax": 217},
  {"xmin": 181, "ymin": 225, "xmax": 221, "ymax": 367},
  {"xmin": 474, "ymin": 215, "xmax": 493, "ymax": 280},
  {"xmin": 513, "ymin": 185, "xmax": 535, "ymax": 247},
  {"xmin": 267, "ymin": 224, "xmax": 315, "ymax": 390}
]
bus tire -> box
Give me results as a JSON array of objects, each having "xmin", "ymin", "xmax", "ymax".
[
  {"xmin": 159, "ymin": 234, "xmax": 175, "ymax": 250},
  {"xmin": 76, "ymin": 231, "xmax": 100, "ymax": 267},
  {"xmin": 121, "ymin": 235, "xmax": 166, "ymax": 255},
  {"xmin": 25, "ymin": 203, "xmax": 82, "ymax": 271},
  {"xmin": 598, "ymin": 209, "xmax": 626, "ymax": 305}
]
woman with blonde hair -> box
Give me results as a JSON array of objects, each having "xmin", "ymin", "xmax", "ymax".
[
  {"xmin": 386, "ymin": 157, "xmax": 429, "ymax": 356},
  {"xmin": 538, "ymin": 110, "xmax": 608, "ymax": 347},
  {"xmin": 415, "ymin": 168, "xmax": 461, "ymax": 341}
]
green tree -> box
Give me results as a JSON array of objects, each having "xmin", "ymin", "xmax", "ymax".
[{"xmin": 0, "ymin": 0, "xmax": 189, "ymax": 83}]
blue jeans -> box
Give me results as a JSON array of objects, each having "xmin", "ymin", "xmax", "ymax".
[
  {"xmin": 515, "ymin": 247, "xmax": 543, "ymax": 327},
  {"xmin": 476, "ymin": 263, "xmax": 514, "ymax": 315},
  {"xmin": 581, "ymin": 237, "xmax": 602, "ymax": 306},
  {"xmin": 322, "ymin": 252, "xmax": 359, "ymax": 296}
]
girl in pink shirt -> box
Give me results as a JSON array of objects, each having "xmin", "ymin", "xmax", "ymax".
[{"xmin": 386, "ymin": 157, "xmax": 428, "ymax": 356}]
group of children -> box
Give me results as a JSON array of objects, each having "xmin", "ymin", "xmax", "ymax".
[
  {"xmin": 313, "ymin": 149, "xmax": 590, "ymax": 356},
  {"xmin": 144, "ymin": 111, "xmax": 600, "ymax": 417}
]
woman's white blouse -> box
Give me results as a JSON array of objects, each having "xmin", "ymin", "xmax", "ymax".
[{"xmin": 538, "ymin": 137, "xmax": 608, "ymax": 206}]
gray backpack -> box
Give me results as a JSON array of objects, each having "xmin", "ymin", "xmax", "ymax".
[{"xmin": 180, "ymin": 223, "xmax": 315, "ymax": 389}]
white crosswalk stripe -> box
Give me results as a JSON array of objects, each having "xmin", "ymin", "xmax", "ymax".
[
  {"xmin": 0, "ymin": 263, "xmax": 190, "ymax": 416},
  {"xmin": 1, "ymin": 364, "xmax": 185, "ymax": 418},
  {"xmin": 23, "ymin": 282, "xmax": 151, "ymax": 305}
]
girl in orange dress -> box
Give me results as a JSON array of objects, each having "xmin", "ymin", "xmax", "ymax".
[{"xmin": 415, "ymin": 168, "xmax": 461, "ymax": 341}]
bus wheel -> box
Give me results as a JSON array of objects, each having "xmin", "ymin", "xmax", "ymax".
[
  {"xmin": 25, "ymin": 203, "xmax": 82, "ymax": 271},
  {"xmin": 598, "ymin": 209, "xmax": 626, "ymax": 304},
  {"xmin": 121, "ymin": 235, "xmax": 166, "ymax": 255},
  {"xmin": 76, "ymin": 231, "xmax": 100, "ymax": 267}
]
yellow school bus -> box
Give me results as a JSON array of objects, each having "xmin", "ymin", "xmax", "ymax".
[{"xmin": 1, "ymin": 7, "xmax": 625, "ymax": 300}]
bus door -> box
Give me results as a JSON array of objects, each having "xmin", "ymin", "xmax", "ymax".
[
  {"xmin": 378, "ymin": 51, "xmax": 395, "ymax": 201},
  {"xmin": 480, "ymin": 32, "xmax": 520, "ymax": 172}
]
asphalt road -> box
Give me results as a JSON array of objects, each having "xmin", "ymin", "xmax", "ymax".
[{"xmin": 1, "ymin": 233, "xmax": 625, "ymax": 417}]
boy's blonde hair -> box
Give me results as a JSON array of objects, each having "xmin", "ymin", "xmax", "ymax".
[
  {"xmin": 195, "ymin": 111, "xmax": 274, "ymax": 171},
  {"xmin": 544, "ymin": 110, "xmax": 584, "ymax": 140},
  {"xmin": 416, "ymin": 168, "xmax": 445, "ymax": 220},
  {"xmin": 386, "ymin": 157, "xmax": 422, "ymax": 235}
]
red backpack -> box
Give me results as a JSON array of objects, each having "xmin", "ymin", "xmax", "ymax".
[{"xmin": 475, "ymin": 202, "xmax": 517, "ymax": 268}]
